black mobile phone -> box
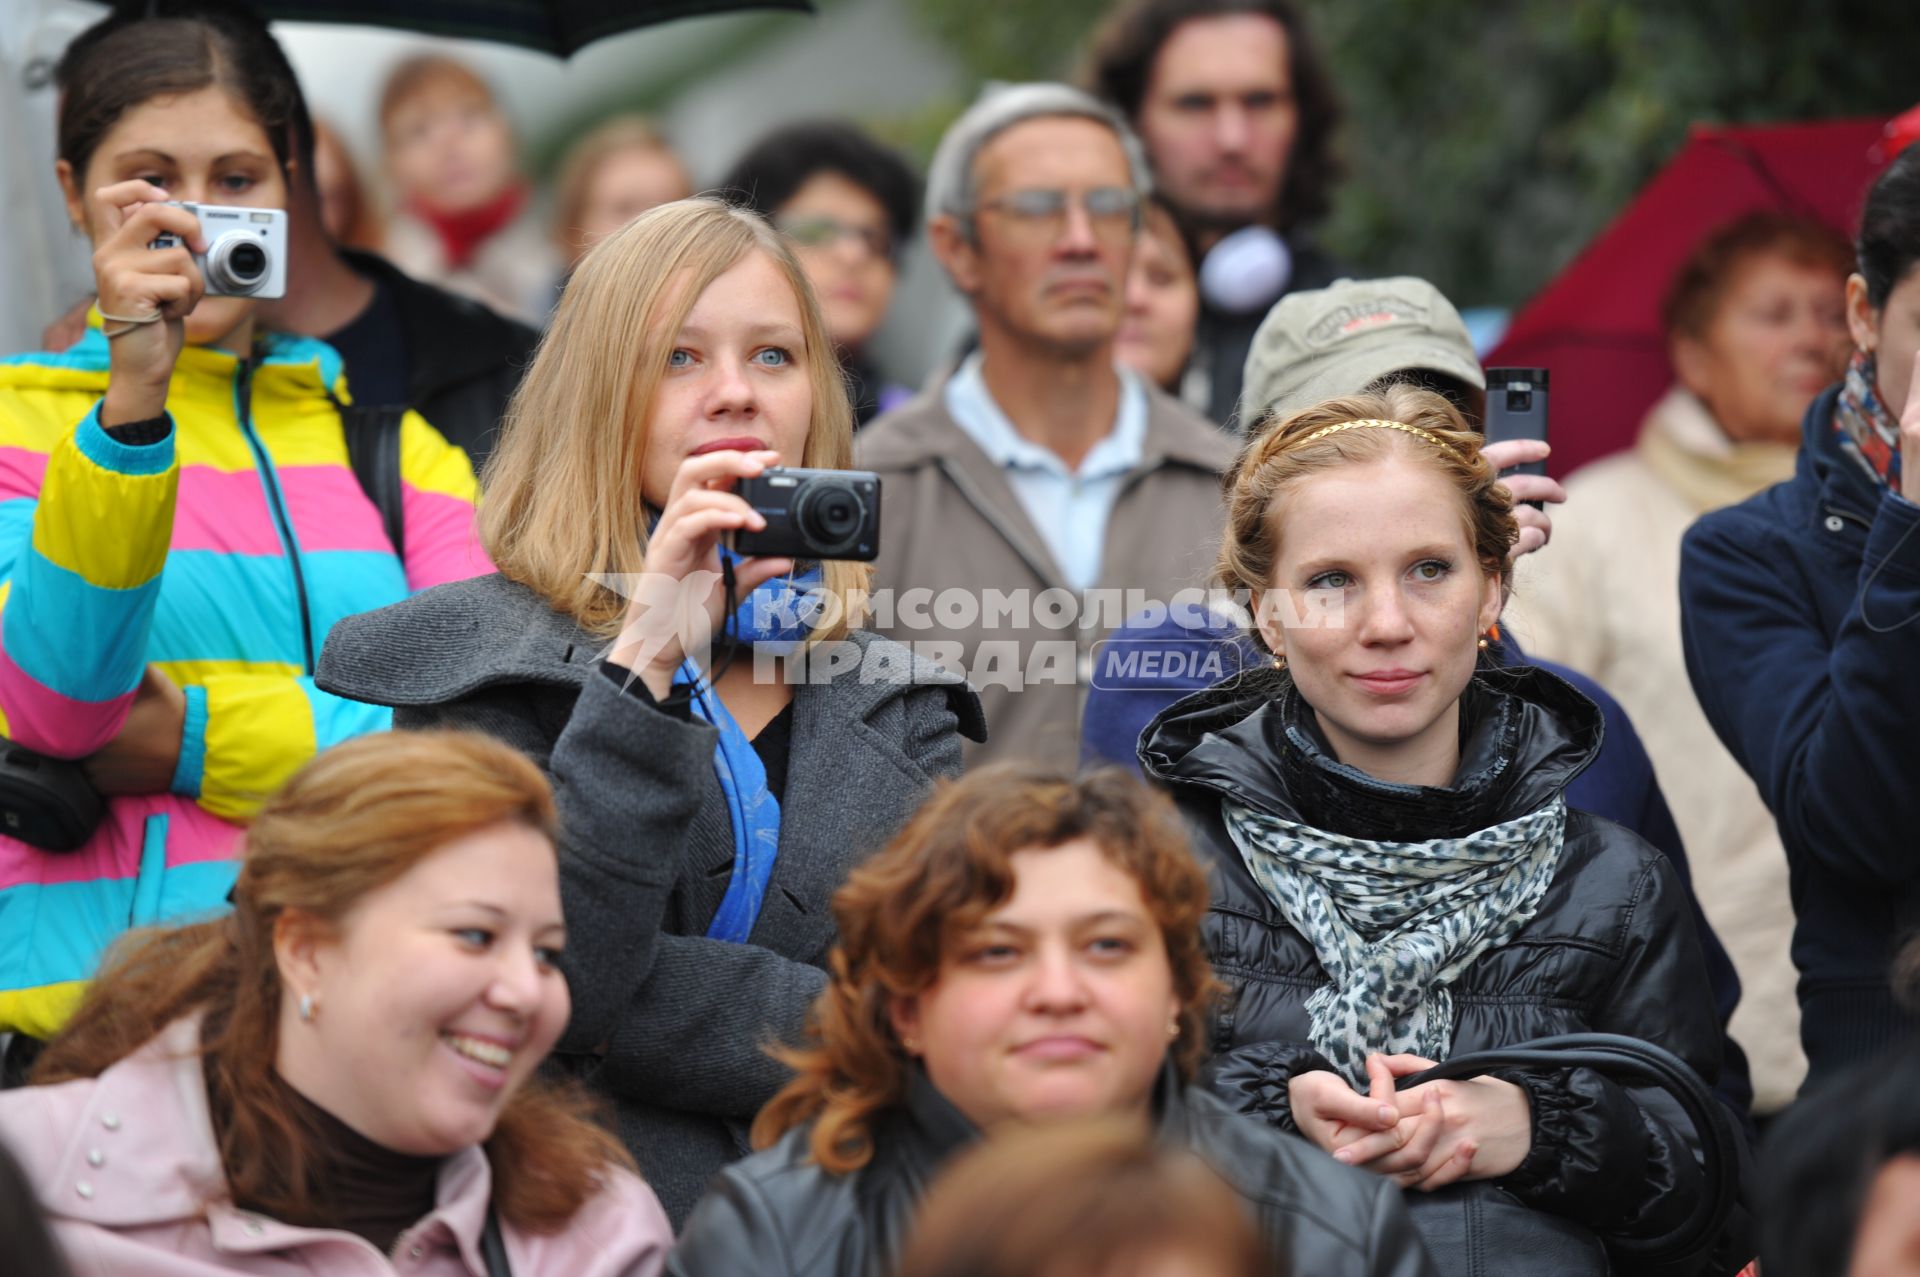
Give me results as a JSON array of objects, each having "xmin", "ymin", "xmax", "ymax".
[{"xmin": 1483, "ymin": 368, "xmax": 1550, "ymax": 484}]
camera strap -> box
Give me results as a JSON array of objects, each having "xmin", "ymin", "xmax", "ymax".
[
  {"xmin": 480, "ymin": 1205, "xmax": 513, "ymax": 1277},
  {"xmin": 341, "ymin": 402, "xmax": 408, "ymax": 564}
]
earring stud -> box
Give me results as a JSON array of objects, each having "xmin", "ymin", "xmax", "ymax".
[{"xmin": 297, "ymin": 993, "xmax": 315, "ymax": 1022}]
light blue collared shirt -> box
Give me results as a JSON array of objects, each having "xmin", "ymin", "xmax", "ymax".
[{"xmin": 944, "ymin": 352, "xmax": 1147, "ymax": 592}]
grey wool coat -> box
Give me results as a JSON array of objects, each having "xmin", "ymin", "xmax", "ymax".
[{"xmin": 315, "ymin": 574, "xmax": 986, "ymax": 1225}]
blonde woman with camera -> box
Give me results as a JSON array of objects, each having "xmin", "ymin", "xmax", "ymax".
[
  {"xmin": 318, "ymin": 196, "xmax": 984, "ymax": 1225},
  {"xmin": 0, "ymin": 10, "xmax": 485, "ymax": 1058}
]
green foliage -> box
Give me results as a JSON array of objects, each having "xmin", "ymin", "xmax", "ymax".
[
  {"xmin": 908, "ymin": 0, "xmax": 1116, "ymax": 84},
  {"xmin": 905, "ymin": 0, "xmax": 1920, "ymax": 307}
]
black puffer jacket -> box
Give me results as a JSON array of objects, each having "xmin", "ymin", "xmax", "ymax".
[
  {"xmin": 669, "ymin": 1064, "xmax": 1436, "ymax": 1277},
  {"xmin": 1140, "ymin": 666, "xmax": 1753, "ymax": 1275}
]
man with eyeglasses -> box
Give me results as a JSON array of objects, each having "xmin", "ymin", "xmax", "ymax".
[{"xmin": 857, "ymin": 83, "xmax": 1233, "ymax": 770}]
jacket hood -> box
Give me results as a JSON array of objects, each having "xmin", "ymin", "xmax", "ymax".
[{"xmin": 1140, "ymin": 662, "xmax": 1603, "ymax": 836}]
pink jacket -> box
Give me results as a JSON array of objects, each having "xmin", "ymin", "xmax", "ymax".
[{"xmin": 0, "ymin": 1018, "xmax": 673, "ymax": 1276}]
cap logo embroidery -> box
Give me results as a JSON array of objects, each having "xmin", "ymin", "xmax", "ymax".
[{"xmin": 1304, "ymin": 300, "xmax": 1425, "ymax": 346}]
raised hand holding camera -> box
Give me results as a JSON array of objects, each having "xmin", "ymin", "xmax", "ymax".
[
  {"xmin": 609, "ymin": 449, "xmax": 796, "ymax": 700},
  {"xmin": 146, "ymin": 201, "xmax": 287, "ymax": 300},
  {"xmin": 91, "ymin": 179, "xmax": 205, "ymax": 424}
]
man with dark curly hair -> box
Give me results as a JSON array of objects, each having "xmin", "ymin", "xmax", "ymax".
[{"xmin": 1086, "ymin": 0, "xmax": 1351, "ymax": 425}]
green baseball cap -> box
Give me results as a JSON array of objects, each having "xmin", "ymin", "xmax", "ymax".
[{"xmin": 1238, "ymin": 276, "xmax": 1486, "ymax": 428}]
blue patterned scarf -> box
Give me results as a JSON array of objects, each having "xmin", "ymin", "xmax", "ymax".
[{"xmin": 678, "ymin": 554, "xmax": 826, "ymax": 943}]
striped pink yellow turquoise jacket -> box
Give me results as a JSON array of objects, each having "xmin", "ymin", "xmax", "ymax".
[{"xmin": 0, "ymin": 324, "xmax": 490, "ymax": 1037}]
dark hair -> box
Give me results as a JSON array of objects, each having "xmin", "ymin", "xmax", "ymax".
[
  {"xmin": 379, "ymin": 54, "xmax": 499, "ymax": 133},
  {"xmin": 754, "ymin": 766, "xmax": 1220, "ymax": 1175},
  {"xmin": 1661, "ymin": 211, "xmax": 1853, "ymax": 341},
  {"xmin": 58, "ymin": 1, "xmax": 312, "ymax": 181},
  {"xmin": 1084, "ymin": 0, "xmax": 1342, "ymax": 231},
  {"xmin": 1362, "ymin": 368, "xmax": 1484, "ymax": 427},
  {"xmin": 1858, "ymin": 141, "xmax": 1920, "ymax": 310},
  {"xmin": 0, "ymin": 1137, "xmax": 73, "ymax": 1277},
  {"xmin": 720, "ymin": 121, "xmax": 922, "ymax": 256},
  {"xmin": 1757, "ymin": 1042, "xmax": 1920, "ymax": 1277},
  {"xmin": 896, "ymin": 1119, "xmax": 1268, "ymax": 1277}
]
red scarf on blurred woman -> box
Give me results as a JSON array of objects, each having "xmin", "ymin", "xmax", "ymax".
[{"xmin": 408, "ymin": 181, "xmax": 529, "ymax": 270}]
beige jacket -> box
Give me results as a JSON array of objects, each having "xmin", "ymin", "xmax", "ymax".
[
  {"xmin": 857, "ymin": 384, "xmax": 1234, "ymax": 770},
  {"xmin": 1507, "ymin": 387, "xmax": 1805, "ymax": 1108}
]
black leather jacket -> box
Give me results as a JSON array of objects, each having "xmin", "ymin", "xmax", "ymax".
[
  {"xmin": 1140, "ymin": 666, "xmax": 1754, "ymax": 1275},
  {"xmin": 669, "ymin": 1064, "xmax": 1437, "ymax": 1277},
  {"xmin": 340, "ymin": 249, "xmax": 539, "ymax": 474}
]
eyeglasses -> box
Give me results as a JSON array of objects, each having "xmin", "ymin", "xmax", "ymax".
[
  {"xmin": 972, "ymin": 186, "xmax": 1142, "ymax": 239},
  {"xmin": 777, "ymin": 215, "xmax": 894, "ymax": 262}
]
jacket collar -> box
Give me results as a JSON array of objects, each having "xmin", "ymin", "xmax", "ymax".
[
  {"xmin": 865, "ymin": 381, "xmax": 1232, "ymax": 476},
  {"xmin": 1800, "ymin": 383, "xmax": 1881, "ymax": 523},
  {"xmin": 9, "ymin": 314, "xmax": 348, "ymax": 404},
  {"xmin": 25, "ymin": 1015, "xmax": 495, "ymax": 1263},
  {"xmin": 894, "ymin": 1057, "xmax": 1195, "ymax": 1177},
  {"xmin": 860, "ymin": 381, "xmax": 1233, "ymax": 593},
  {"xmin": 1140, "ymin": 663, "xmax": 1602, "ymax": 835},
  {"xmin": 340, "ymin": 248, "xmax": 539, "ymax": 405}
]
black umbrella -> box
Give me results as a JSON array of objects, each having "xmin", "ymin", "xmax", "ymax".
[{"xmin": 236, "ymin": 0, "xmax": 810, "ymax": 56}]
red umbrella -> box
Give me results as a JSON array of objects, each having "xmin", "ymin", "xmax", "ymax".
[{"xmin": 1484, "ymin": 116, "xmax": 1893, "ymax": 479}]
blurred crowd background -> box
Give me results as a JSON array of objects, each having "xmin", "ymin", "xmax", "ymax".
[{"xmin": 11, "ymin": 0, "xmax": 1920, "ymax": 388}]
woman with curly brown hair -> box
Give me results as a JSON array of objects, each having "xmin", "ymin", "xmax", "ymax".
[
  {"xmin": 668, "ymin": 765, "xmax": 1435, "ymax": 1277},
  {"xmin": 1140, "ymin": 385, "xmax": 1752, "ymax": 1275}
]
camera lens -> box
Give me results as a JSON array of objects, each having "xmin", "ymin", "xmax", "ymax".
[
  {"xmin": 793, "ymin": 477, "xmax": 867, "ymax": 556},
  {"xmin": 227, "ymin": 242, "xmax": 267, "ymax": 281},
  {"xmin": 206, "ymin": 234, "xmax": 268, "ymax": 295}
]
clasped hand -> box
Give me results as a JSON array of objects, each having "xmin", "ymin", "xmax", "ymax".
[{"xmin": 1286, "ymin": 1053, "xmax": 1532, "ymax": 1191}]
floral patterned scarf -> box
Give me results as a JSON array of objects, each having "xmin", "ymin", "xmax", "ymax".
[{"xmin": 1831, "ymin": 349, "xmax": 1902, "ymax": 489}]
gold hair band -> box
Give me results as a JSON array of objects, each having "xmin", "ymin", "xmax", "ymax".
[{"xmin": 1300, "ymin": 418, "xmax": 1461, "ymax": 456}]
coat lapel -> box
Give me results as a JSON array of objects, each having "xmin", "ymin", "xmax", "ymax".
[{"xmin": 931, "ymin": 427, "xmax": 1073, "ymax": 593}]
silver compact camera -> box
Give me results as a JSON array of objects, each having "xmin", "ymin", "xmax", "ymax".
[{"xmin": 148, "ymin": 202, "xmax": 288, "ymax": 299}]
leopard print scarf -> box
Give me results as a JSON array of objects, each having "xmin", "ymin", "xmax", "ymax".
[{"xmin": 1222, "ymin": 796, "xmax": 1568, "ymax": 1085}]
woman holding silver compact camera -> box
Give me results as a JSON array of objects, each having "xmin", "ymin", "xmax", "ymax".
[
  {"xmin": 316, "ymin": 196, "xmax": 983, "ymax": 1225},
  {"xmin": 0, "ymin": 9, "xmax": 487, "ymax": 1054}
]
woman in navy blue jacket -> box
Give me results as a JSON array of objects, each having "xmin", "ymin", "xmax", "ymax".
[{"xmin": 1680, "ymin": 143, "xmax": 1920, "ymax": 1087}]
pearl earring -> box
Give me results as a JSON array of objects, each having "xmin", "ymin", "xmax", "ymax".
[{"xmin": 297, "ymin": 993, "xmax": 315, "ymax": 1022}]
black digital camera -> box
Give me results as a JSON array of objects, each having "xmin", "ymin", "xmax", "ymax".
[{"xmin": 732, "ymin": 467, "xmax": 881, "ymax": 562}]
